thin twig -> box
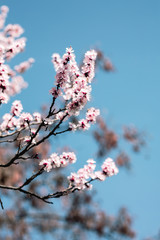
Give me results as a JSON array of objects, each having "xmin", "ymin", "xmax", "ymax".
[
  {"xmin": 0, "ymin": 184, "xmax": 52, "ymax": 204},
  {"xmin": 54, "ymin": 128, "xmax": 70, "ymax": 136},
  {"xmin": 0, "ymin": 197, "xmax": 4, "ymax": 210},
  {"xmin": 19, "ymin": 167, "xmax": 44, "ymax": 189},
  {"xmin": 0, "ymin": 178, "xmax": 96, "ymax": 208}
]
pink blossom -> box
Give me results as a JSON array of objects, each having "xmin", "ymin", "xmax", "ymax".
[
  {"xmin": 18, "ymin": 112, "xmax": 33, "ymax": 128},
  {"xmin": 2, "ymin": 113, "xmax": 12, "ymax": 121},
  {"xmin": 11, "ymin": 100, "xmax": 23, "ymax": 116},
  {"xmin": 68, "ymin": 159, "xmax": 96, "ymax": 190},
  {"xmin": 51, "ymin": 53, "xmax": 62, "ymax": 71},
  {"xmin": 8, "ymin": 76, "xmax": 28, "ymax": 96},
  {"xmin": 55, "ymin": 111, "xmax": 68, "ymax": 121},
  {"xmin": 68, "ymin": 157, "xmax": 119, "ymax": 190},
  {"xmin": 94, "ymin": 171, "xmax": 106, "ymax": 181},
  {"xmin": 49, "ymin": 87, "xmax": 62, "ymax": 98},
  {"xmin": 0, "ymin": 92, "xmax": 9, "ymax": 104},
  {"xmin": 0, "ymin": 64, "xmax": 10, "ymax": 91},
  {"xmin": 5, "ymin": 65, "xmax": 16, "ymax": 77},
  {"xmin": 78, "ymin": 119, "xmax": 90, "ymax": 131},
  {"xmin": 14, "ymin": 58, "xmax": 35, "ymax": 73},
  {"xmin": 0, "ymin": 45, "xmax": 5, "ymax": 56},
  {"xmin": 33, "ymin": 112, "xmax": 42, "ymax": 122},
  {"xmin": 51, "ymin": 47, "xmax": 97, "ymax": 121},
  {"xmin": 50, "ymin": 153, "xmax": 61, "ymax": 168},
  {"xmin": 0, "ymin": 113, "xmax": 12, "ymax": 131},
  {"xmin": 0, "ymin": 6, "xmax": 9, "ymax": 29},
  {"xmin": 6, "ymin": 38, "xmax": 26, "ymax": 60},
  {"xmin": 63, "ymin": 88, "xmax": 73, "ymax": 100},
  {"xmin": 39, "ymin": 159, "xmax": 52, "ymax": 172},
  {"xmin": 0, "ymin": 113, "xmax": 18, "ymax": 132},
  {"xmin": 86, "ymin": 107, "xmax": 100, "ymax": 123},
  {"xmin": 1, "ymin": 6, "xmax": 9, "ymax": 14},
  {"xmin": 101, "ymin": 158, "xmax": 119, "ymax": 176},
  {"xmin": 23, "ymin": 136, "xmax": 36, "ymax": 145},
  {"xmin": 66, "ymin": 47, "xmax": 74, "ymax": 55},
  {"xmin": 0, "ymin": 17, "xmax": 5, "ymax": 30},
  {"xmin": 40, "ymin": 152, "xmax": 77, "ymax": 172},
  {"xmin": 69, "ymin": 122, "xmax": 77, "ymax": 132},
  {"xmin": 4, "ymin": 24, "xmax": 24, "ymax": 38},
  {"xmin": 81, "ymin": 50, "xmax": 97, "ymax": 83},
  {"xmin": 60, "ymin": 152, "xmax": 77, "ymax": 164}
]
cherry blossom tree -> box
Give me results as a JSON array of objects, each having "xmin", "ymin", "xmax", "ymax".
[
  {"xmin": 0, "ymin": 4, "xmax": 120, "ymax": 209},
  {"xmin": 0, "ymin": 5, "xmax": 150, "ymax": 240}
]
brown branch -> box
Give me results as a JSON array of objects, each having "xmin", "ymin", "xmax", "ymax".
[
  {"xmin": 0, "ymin": 131, "xmax": 21, "ymax": 144},
  {"xmin": 47, "ymin": 84, "xmax": 60, "ymax": 118},
  {"xmin": 27, "ymin": 113, "xmax": 68, "ymax": 151},
  {"xmin": 0, "ymin": 114, "xmax": 67, "ymax": 168},
  {"xmin": 0, "ymin": 197, "xmax": 4, "ymax": 210},
  {"xmin": 54, "ymin": 128, "xmax": 70, "ymax": 136},
  {"xmin": 43, "ymin": 186, "xmax": 75, "ymax": 199},
  {"xmin": 52, "ymin": 108, "xmax": 66, "ymax": 116},
  {"xmin": 0, "ymin": 184, "xmax": 52, "ymax": 205},
  {"xmin": 0, "ymin": 178, "xmax": 97, "ymax": 209},
  {"xmin": 0, "ymin": 121, "xmax": 43, "ymax": 139},
  {"xmin": 18, "ymin": 167, "xmax": 44, "ymax": 189}
]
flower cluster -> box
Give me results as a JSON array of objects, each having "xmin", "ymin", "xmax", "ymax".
[
  {"xmin": 10, "ymin": 100, "xmax": 23, "ymax": 116},
  {"xmin": 69, "ymin": 107, "xmax": 100, "ymax": 131},
  {"xmin": 101, "ymin": 158, "xmax": 119, "ymax": 176},
  {"xmin": 4, "ymin": 24, "xmax": 24, "ymax": 38},
  {"xmin": 68, "ymin": 157, "xmax": 119, "ymax": 190},
  {"xmin": 0, "ymin": 4, "xmax": 121, "ymax": 214},
  {"xmin": 0, "ymin": 5, "xmax": 9, "ymax": 30},
  {"xmin": 81, "ymin": 50, "xmax": 97, "ymax": 82},
  {"xmin": 0, "ymin": 100, "xmax": 42, "ymax": 133},
  {"xmin": 39, "ymin": 152, "xmax": 77, "ymax": 172},
  {"xmin": 51, "ymin": 47, "xmax": 97, "ymax": 118},
  {"xmin": 86, "ymin": 107, "xmax": 100, "ymax": 123},
  {"xmin": 0, "ymin": 6, "xmax": 30, "ymax": 105},
  {"xmin": 15, "ymin": 58, "xmax": 35, "ymax": 73}
]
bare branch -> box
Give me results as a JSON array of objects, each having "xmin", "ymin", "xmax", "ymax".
[
  {"xmin": 18, "ymin": 167, "xmax": 44, "ymax": 189},
  {"xmin": 0, "ymin": 197, "xmax": 4, "ymax": 210}
]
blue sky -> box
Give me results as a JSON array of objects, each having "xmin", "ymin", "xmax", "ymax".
[{"xmin": 1, "ymin": 0, "xmax": 160, "ymax": 239}]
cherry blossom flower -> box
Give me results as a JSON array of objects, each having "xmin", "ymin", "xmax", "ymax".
[
  {"xmin": 39, "ymin": 152, "xmax": 77, "ymax": 172},
  {"xmin": 39, "ymin": 159, "xmax": 52, "ymax": 172},
  {"xmin": 4, "ymin": 24, "xmax": 24, "ymax": 38},
  {"xmin": 86, "ymin": 107, "xmax": 100, "ymax": 123},
  {"xmin": 68, "ymin": 157, "xmax": 118, "ymax": 190},
  {"xmin": 18, "ymin": 112, "xmax": 33, "ymax": 128},
  {"xmin": 50, "ymin": 153, "xmax": 61, "ymax": 168},
  {"xmin": 94, "ymin": 171, "xmax": 106, "ymax": 181},
  {"xmin": 14, "ymin": 58, "xmax": 35, "ymax": 73},
  {"xmin": 33, "ymin": 112, "xmax": 42, "ymax": 122},
  {"xmin": 0, "ymin": 113, "xmax": 12, "ymax": 131},
  {"xmin": 78, "ymin": 119, "xmax": 90, "ymax": 131},
  {"xmin": 0, "ymin": 6, "xmax": 9, "ymax": 29},
  {"xmin": 81, "ymin": 50, "xmax": 97, "ymax": 83},
  {"xmin": 60, "ymin": 152, "xmax": 77, "ymax": 164},
  {"xmin": 23, "ymin": 136, "xmax": 36, "ymax": 145},
  {"xmin": 1, "ymin": 5, "xmax": 9, "ymax": 15},
  {"xmin": 101, "ymin": 158, "xmax": 119, "ymax": 176},
  {"xmin": 49, "ymin": 87, "xmax": 62, "ymax": 98},
  {"xmin": 8, "ymin": 76, "xmax": 28, "ymax": 96},
  {"xmin": 10, "ymin": 100, "xmax": 23, "ymax": 116},
  {"xmin": 51, "ymin": 53, "xmax": 62, "ymax": 71},
  {"xmin": 69, "ymin": 122, "xmax": 77, "ymax": 132},
  {"xmin": 0, "ymin": 92, "xmax": 9, "ymax": 104},
  {"xmin": 51, "ymin": 47, "xmax": 97, "ymax": 120}
]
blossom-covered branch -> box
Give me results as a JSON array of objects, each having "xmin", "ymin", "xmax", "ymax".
[{"xmin": 0, "ymin": 5, "xmax": 119, "ymax": 210}]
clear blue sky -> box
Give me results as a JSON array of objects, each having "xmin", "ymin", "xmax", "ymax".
[{"xmin": 1, "ymin": 0, "xmax": 160, "ymax": 239}]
